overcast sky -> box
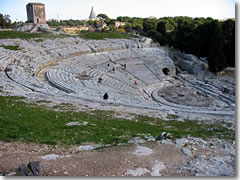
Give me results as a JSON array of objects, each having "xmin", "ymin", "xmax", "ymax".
[{"xmin": 0, "ymin": 0, "xmax": 235, "ymax": 22}]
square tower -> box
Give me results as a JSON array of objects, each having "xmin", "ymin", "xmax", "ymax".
[{"xmin": 26, "ymin": 3, "xmax": 46, "ymax": 24}]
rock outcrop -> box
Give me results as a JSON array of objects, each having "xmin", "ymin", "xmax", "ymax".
[{"xmin": 15, "ymin": 23, "xmax": 50, "ymax": 33}]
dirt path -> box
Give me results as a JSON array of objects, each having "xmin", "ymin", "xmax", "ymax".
[{"xmin": 0, "ymin": 137, "xmax": 235, "ymax": 176}]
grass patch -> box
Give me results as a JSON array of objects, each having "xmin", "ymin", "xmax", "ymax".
[
  {"xmin": 166, "ymin": 114, "xmax": 178, "ymax": 119},
  {"xmin": 0, "ymin": 31, "xmax": 50, "ymax": 39},
  {"xmin": 0, "ymin": 31, "xmax": 129, "ymax": 41},
  {"xmin": 0, "ymin": 96, "xmax": 235, "ymax": 147},
  {"xmin": 79, "ymin": 32, "xmax": 129, "ymax": 40},
  {"xmin": 0, "ymin": 44, "xmax": 20, "ymax": 51},
  {"xmin": 137, "ymin": 115, "xmax": 235, "ymax": 140},
  {"xmin": 33, "ymin": 38, "xmax": 44, "ymax": 42},
  {"xmin": 52, "ymin": 102, "xmax": 77, "ymax": 111},
  {"xmin": 35, "ymin": 100, "xmax": 52, "ymax": 104},
  {"xmin": 0, "ymin": 30, "xmax": 70, "ymax": 40}
]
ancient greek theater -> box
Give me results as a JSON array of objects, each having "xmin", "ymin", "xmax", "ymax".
[
  {"xmin": 0, "ymin": 37, "xmax": 235, "ymax": 121},
  {"xmin": 0, "ymin": 0, "xmax": 236, "ymax": 176}
]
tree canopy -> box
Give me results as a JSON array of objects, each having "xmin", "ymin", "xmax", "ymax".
[
  {"xmin": 97, "ymin": 14, "xmax": 110, "ymax": 21},
  {"xmin": 1, "ymin": 13, "xmax": 235, "ymax": 73},
  {"xmin": 0, "ymin": 14, "xmax": 12, "ymax": 29},
  {"xmin": 140, "ymin": 16, "xmax": 235, "ymax": 72}
]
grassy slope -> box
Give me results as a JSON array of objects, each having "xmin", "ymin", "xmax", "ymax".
[
  {"xmin": 0, "ymin": 31, "xmax": 50, "ymax": 39},
  {"xmin": 0, "ymin": 96, "xmax": 234, "ymax": 147},
  {"xmin": 0, "ymin": 31, "xmax": 129, "ymax": 40},
  {"xmin": 0, "ymin": 30, "xmax": 73, "ymax": 40},
  {"xmin": 79, "ymin": 32, "xmax": 129, "ymax": 40}
]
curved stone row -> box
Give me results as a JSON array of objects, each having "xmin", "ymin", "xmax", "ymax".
[
  {"xmin": 0, "ymin": 37, "xmax": 235, "ymax": 116},
  {"xmin": 176, "ymin": 74, "xmax": 235, "ymax": 107},
  {"xmin": 46, "ymin": 66, "xmax": 146, "ymax": 104},
  {"xmin": 151, "ymin": 88, "xmax": 231, "ymax": 112},
  {"xmin": 43, "ymin": 47, "xmax": 173, "ymax": 104}
]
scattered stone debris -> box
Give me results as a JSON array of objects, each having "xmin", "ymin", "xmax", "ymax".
[
  {"xmin": 151, "ymin": 161, "xmax": 166, "ymax": 176},
  {"xmin": 159, "ymin": 139, "xmax": 173, "ymax": 145},
  {"xmin": 155, "ymin": 132, "xmax": 172, "ymax": 141},
  {"xmin": 133, "ymin": 146, "xmax": 153, "ymax": 156},
  {"xmin": 126, "ymin": 168, "xmax": 150, "ymax": 176},
  {"xmin": 126, "ymin": 161, "xmax": 166, "ymax": 176},
  {"xmin": 66, "ymin": 121, "xmax": 88, "ymax": 126},
  {"xmin": 66, "ymin": 122, "xmax": 81, "ymax": 126},
  {"xmin": 144, "ymin": 135, "xmax": 155, "ymax": 142},
  {"xmin": 79, "ymin": 144, "xmax": 103, "ymax": 151},
  {"xmin": 0, "ymin": 136, "xmax": 235, "ymax": 176},
  {"xmin": 185, "ymin": 155, "xmax": 235, "ymax": 176},
  {"xmin": 59, "ymin": 155, "xmax": 71, "ymax": 158},
  {"xmin": 175, "ymin": 138, "xmax": 189, "ymax": 148},
  {"xmin": 181, "ymin": 148, "xmax": 192, "ymax": 156},
  {"xmin": 79, "ymin": 145, "xmax": 95, "ymax": 151},
  {"xmin": 5, "ymin": 172, "xmax": 16, "ymax": 176},
  {"xmin": 41, "ymin": 154, "xmax": 59, "ymax": 160},
  {"xmin": 128, "ymin": 137, "xmax": 146, "ymax": 144}
]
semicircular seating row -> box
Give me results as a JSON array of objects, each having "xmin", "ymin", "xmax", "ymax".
[
  {"xmin": 44, "ymin": 48, "xmax": 175, "ymax": 103},
  {"xmin": 1, "ymin": 40, "xmax": 175, "ymax": 108}
]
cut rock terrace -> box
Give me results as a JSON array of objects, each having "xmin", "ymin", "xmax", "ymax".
[{"xmin": 0, "ymin": 37, "xmax": 235, "ymax": 117}]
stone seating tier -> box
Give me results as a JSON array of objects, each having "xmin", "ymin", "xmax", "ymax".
[{"xmin": 0, "ymin": 37, "xmax": 234, "ymax": 115}]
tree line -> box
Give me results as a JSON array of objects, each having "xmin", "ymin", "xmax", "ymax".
[
  {"xmin": 139, "ymin": 16, "xmax": 235, "ymax": 73},
  {"xmin": 98, "ymin": 15, "xmax": 235, "ymax": 73},
  {"xmin": 1, "ymin": 13, "xmax": 235, "ymax": 73}
]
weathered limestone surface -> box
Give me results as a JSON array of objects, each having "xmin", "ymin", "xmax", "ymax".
[{"xmin": 0, "ymin": 37, "xmax": 235, "ymax": 121}]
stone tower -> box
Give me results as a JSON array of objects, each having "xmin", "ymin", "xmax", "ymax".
[
  {"xmin": 26, "ymin": 3, "xmax": 46, "ymax": 24},
  {"xmin": 89, "ymin": 6, "xmax": 97, "ymax": 20}
]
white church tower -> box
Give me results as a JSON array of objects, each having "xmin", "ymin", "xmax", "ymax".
[{"xmin": 89, "ymin": 6, "xmax": 97, "ymax": 20}]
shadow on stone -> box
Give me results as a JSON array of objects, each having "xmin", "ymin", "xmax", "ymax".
[
  {"xmin": 18, "ymin": 161, "xmax": 41, "ymax": 176},
  {"xmin": 27, "ymin": 161, "xmax": 41, "ymax": 176}
]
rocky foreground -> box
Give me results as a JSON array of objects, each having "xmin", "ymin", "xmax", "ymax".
[{"xmin": 0, "ymin": 135, "xmax": 235, "ymax": 176}]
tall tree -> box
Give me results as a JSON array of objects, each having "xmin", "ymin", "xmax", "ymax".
[
  {"xmin": 207, "ymin": 20, "xmax": 226, "ymax": 72},
  {"xmin": 0, "ymin": 14, "xmax": 12, "ymax": 28},
  {"xmin": 222, "ymin": 19, "xmax": 235, "ymax": 67},
  {"xmin": 0, "ymin": 14, "xmax": 6, "ymax": 28},
  {"xmin": 157, "ymin": 21, "xmax": 167, "ymax": 36},
  {"xmin": 147, "ymin": 29, "xmax": 167, "ymax": 45},
  {"xmin": 229, "ymin": 22, "xmax": 235, "ymax": 67},
  {"xmin": 143, "ymin": 19, "xmax": 158, "ymax": 32},
  {"xmin": 97, "ymin": 14, "xmax": 110, "ymax": 21}
]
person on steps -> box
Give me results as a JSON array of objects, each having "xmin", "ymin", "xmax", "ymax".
[
  {"xmin": 98, "ymin": 77, "xmax": 102, "ymax": 83},
  {"xmin": 103, "ymin": 93, "xmax": 108, "ymax": 100}
]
